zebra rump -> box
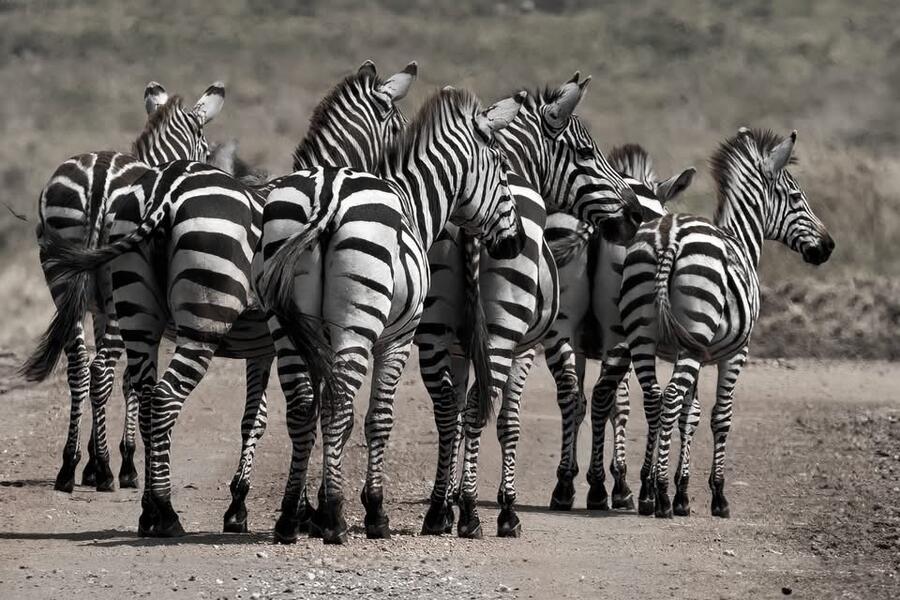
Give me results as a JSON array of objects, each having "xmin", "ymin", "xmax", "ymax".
[{"xmin": 652, "ymin": 239, "xmax": 709, "ymax": 358}]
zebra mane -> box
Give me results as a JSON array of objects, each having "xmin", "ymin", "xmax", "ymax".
[
  {"xmin": 131, "ymin": 96, "xmax": 185, "ymax": 156},
  {"xmin": 291, "ymin": 69, "xmax": 385, "ymax": 171},
  {"xmin": 384, "ymin": 87, "xmax": 479, "ymax": 166},
  {"xmin": 710, "ymin": 128, "xmax": 799, "ymax": 222},
  {"xmin": 609, "ymin": 144, "xmax": 658, "ymax": 185}
]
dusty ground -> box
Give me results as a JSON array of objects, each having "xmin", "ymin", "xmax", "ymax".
[{"xmin": 0, "ymin": 350, "xmax": 897, "ymax": 600}]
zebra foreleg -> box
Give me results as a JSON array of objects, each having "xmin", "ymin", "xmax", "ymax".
[
  {"xmin": 673, "ymin": 382, "xmax": 701, "ymax": 516},
  {"xmin": 54, "ymin": 321, "xmax": 90, "ymax": 493},
  {"xmin": 420, "ymin": 347, "xmax": 466, "ymax": 535},
  {"xmin": 361, "ymin": 337, "xmax": 413, "ymax": 539},
  {"xmin": 544, "ymin": 339, "xmax": 583, "ymax": 511},
  {"xmin": 224, "ymin": 355, "xmax": 273, "ymax": 534},
  {"xmin": 147, "ymin": 340, "xmax": 216, "ymax": 537},
  {"xmin": 654, "ymin": 357, "xmax": 701, "ymax": 519},
  {"xmin": 709, "ymin": 348, "xmax": 747, "ymax": 518},
  {"xmin": 85, "ymin": 311, "xmax": 120, "ymax": 492},
  {"xmin": 272, "ymin": 326, "xmax": 318, "ymax": 544},
  {"xmin": 496, "ymin": 349, "xmax": 535, "ymax": 538},
  {"xmin": 118, "ymin": 372, "xmax": 140, "ymax": 489},
  {"xmin": 586, "ymin": 348, "xmax": 632, "ymax": 510}
]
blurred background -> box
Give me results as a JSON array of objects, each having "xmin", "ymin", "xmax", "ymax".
[{"xmin": 0, "ymin": 0, "xmax": 897, "ymax": 357}]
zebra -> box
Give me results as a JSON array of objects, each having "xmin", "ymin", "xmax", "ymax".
[
  {"xmin": 32, "ymin": 61, "xmax": 417, "ymax": 538},
  {"xmin": 539, "ymin": 144, "xmax": 695, "ymax": 512},
  {"xmin": 22, "ymin": 81, "xmax": 225, "ymax": 494},
  {"xmin": 256, "ymin": 87, "xmax": 528, "ymax": 545},
  {"xmin": 615, "ymin": 128, "xmax": 834, "ymax": 518},
  {"xmin": 414, "ymin": 74, "xmax": 644, "ymax": 538}
]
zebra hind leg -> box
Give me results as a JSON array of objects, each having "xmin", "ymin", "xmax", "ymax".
[
  {"xmin": 118, "ymin": 374, "xmax": 140, "ymax": 489},
  {"xmin": 545, "ymin": 342, "xmax": 582, "ymax": 511},
  {"xmin": 609, "ymin": 376, "xmax": 634, "ymax": 510},
  {"xmin": 631, "ymin": 353, "xmax": 662, "ymax": 516},
  {"xmin": 224, "ymin": 356, "xmax": 272, "ymax": 533},
  {"xmin": 86, "ymin": 344, "xmax": 117, "ymax": 492},
  {"xmin": 54, "ymin": 323, "xmax": 90, "ymax": 493},
  {"xmin": 709, "ymin": 349, "xmax": 747, "ymax": 518},
  {"xmin": 586, "ymin": 354, "xmax": 629, "ymax": 510},
  {"xmin": 496, "ymin": 350, "xmax": 534, "ymax": 538},
  {"xmin": 673, "ymin": 383, "xmax": 701, "ymax": 516}
]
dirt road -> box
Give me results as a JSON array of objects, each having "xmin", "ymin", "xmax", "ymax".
[{"xmin": 0, "ymin": 351, "xmax": 897, "ymax": 599}]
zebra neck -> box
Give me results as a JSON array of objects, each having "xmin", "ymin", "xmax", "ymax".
[
  {"xmin": 497, "ymin": 114, "xmax": 545, "ymax": 195},
  {"xmin": 714, "ymin": 190, "xmax": 765, "ymax": 268},
  {"xmin": 384, "ymin": 149, "xmax": 458, "ymax": 253}
]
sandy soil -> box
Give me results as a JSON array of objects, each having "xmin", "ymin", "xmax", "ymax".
[{"xmin": 0, "ymin": 350, "xmax": 897, "ymax": 600}]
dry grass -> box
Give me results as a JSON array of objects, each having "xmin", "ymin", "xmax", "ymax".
[{"xmin": 0, "ymin": 0, "xmax": 897, "ymax": 355}]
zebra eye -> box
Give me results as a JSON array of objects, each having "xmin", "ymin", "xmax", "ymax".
[{"xmin": 788, "ymin": 190, "xmax": 803, "ymax": 203}]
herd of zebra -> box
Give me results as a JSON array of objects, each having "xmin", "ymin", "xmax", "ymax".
[{"xmin": 21, "ymin": 60, "xmax": 835, "ymax": 545}]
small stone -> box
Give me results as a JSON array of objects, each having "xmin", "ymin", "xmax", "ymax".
[
  {"xmin": 723, "ymin": 549, "xmax": 735, "ymax": 557},
  {"xmin": 579, "ymin": 575, "xmax": 585, "ymax": 582},
  {"xmin": 215, "ymin": 579, "xmax": 224, "ymax": 585},
  {"xmin": 782, "ymin": 587, "xmax": 792, "ymax": 595},
  {"xmin": 256, "ymin": 551, "xmax": 268, "ymax": 559},
  {"xmin": 188, "ymin": 575, "xmax": 196, "ymax": 582},
  {"xmin": 307, "ymin": 572, "xmax": 316, "ymax": 581},
  {"xmin": 497, "ymin": 584, "xmax": 512, "ymax": 593},
  {"xmin": 250, "ymin": 593, "xmax": 261, "ymax": 599}
]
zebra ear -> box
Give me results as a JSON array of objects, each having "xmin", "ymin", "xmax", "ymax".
[
  {"xmin": 544, "ymin": 75, "xmax": 591, "ymax": 130},
  {"xmin": 192, "ymin": 82, "xmax": 226, "ymax": 125},
  {"xmin": 656, "ymin": 167, "xmax": 696, "ymax": 204},
  {"xmin": 762, "ymin": 130, "xmax": 797, "ymax": 177},
  {"xmin": 358, "ymin": 60, "xmax": 377, "ymax": 78},
  {"xmin": 377, "ymin": 61, "xmax": 417, "ymax": 102},
  {"xmin": 144, "ymin": 82, "xmax": 168, "ymax": 115},
  {"xmin": 474, "ymin": 91, "xmax": 527, "ymax": 140}
]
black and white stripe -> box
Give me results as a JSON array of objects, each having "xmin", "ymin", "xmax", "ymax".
[
  {"xmin": 414, "ymin": 74, "xmax": 644, "ymax": 539},
  {"xmin": 23, "ymin": 82, "xmax": 225, "ymax": 494},
  {"xmin": 615, "ymin": 128, "xmax": 834, "ymax": 518},
  {"xmin": 256, "ymin": 87, "xmax": 527, "ymax": 545}
]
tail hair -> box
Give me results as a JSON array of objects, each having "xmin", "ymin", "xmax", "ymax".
[
  {"xmin": 459, "ymin": 234, "xmax": 495, "ymax": 424},
  {"xmin": 654, "ymin": 244, "xmax": 708, "ymax": 356},
  {"xmin": 20, "ymin": 268, "xmax": 88, "ymax": 382},
  {"xmin": 257, "ymin": 199, "xmax": 343, "ymax": 410},
  {"xmin": 547, "ymin": 220, "xmax": 593, "ymax": 268}
]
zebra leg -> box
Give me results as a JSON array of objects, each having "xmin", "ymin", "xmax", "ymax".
[
  {"xmin": 631, "ymin": 353, "xmax": 662, "ymax": 516},
  {"xmin": 147, "ymin": 340, "xmax": 217, "ymax": 538},
  {"xmin": 457, "ymin": 386, "xmax": 485, "ymax": 539},
  {"xmin": 586, "ymin": 348, "xmax": 631, "ymax": 510},
  {"xmin": 118, "ymin": 371, "xmax": 140, "ymax": 489},
  {"xmin": 271, "ymin": 319, "xmax": 318, "ymax": 544},
  {"xmin": 224, "ymin": 356, "xmax": 273, "ymax": 534},
  {"xmin": 654, "ymin": 357, "xmax": 701, "ymax": 519},
  {"xmin": 709, "ymin": 348, "xmax": 747, "ymax": 518},
  {"xmin": 54, "ymin": 321, "xmax": 90, "ymax": 493},
  {"xmin": 673, "ymin": 382, "xmax": 701, "ymax": 517},
  {"xmin": 131, "ymin": 352, "xmax": 159, "ymax": 537},
  {"xmin": 362, "ymin": 337, "xmax": 414, "ymax": 539},
  {"xmin": 86, "ymin": 311, "xmax": 118, "ymax": 492},
  {"xmin": 496, "ymin": 349, "xmax": 535, "ymax": 538},
  {"xmin": 318, "ymin": 339, "xmax": 372, "ymax": 545},
  {"xmin": 610, "ymin": 374, "xmax": 634, "ymax": 510},
  {"xmin": 544, "ymin": 338, "xmax": 582, "ymax": 511},
  {"xmin": 420, "ymin": 348, "xmax": 466, "ymax": 535}
]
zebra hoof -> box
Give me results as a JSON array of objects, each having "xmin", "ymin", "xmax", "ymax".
[
  {"xmin": 654, "ymin": 483, "xmax": 673, "ymax": 519},
  {"xmin": 586, "ymin": 484, "xmax": 609, "ymax": 511},
  {"xmin": 711, "ymin": 497, "xmax": 730, "ymax": 518},
  {"xmin": 156, "ymin": 517, "xmax": 187, "ymax": 538},
  {"xmin": 612, "ymin": 491, "xmax": 635, "ymax": 511},
  {"xmin": 673, "ymin": 490, "xmax": 690, "ymax": 517},
  {"xmin": 95, "ymin": 460, "xmax": 115, "ymax": 492},
  {"xmin": 421, "ymin": 500, "xmax": 454, "ymax": 535},
  {"xmin": 637, "ymin": 478, "xmax": 656, "ymax": 516},
  {"xmin": 223, "ymin": 507, "xmax": 249, "ymax": 534},
  {"xmin": 81, "ymin": 458, "xmax": 97, "ymax": 487},
  {"xmin": 457, "ymin": 495, "xmax": 482, "ymax": 539},
  {"xmin": 152, "ymin": 497, "xmax": 187, "ymax": 537},
  {"xmin": 54, "ymin": 459, "xmax": 78, "ymax": 494},
  {"xmin": 273, "ymin": 515, "xmax": 300, "ymax": 544},
  {"xmin": 138, "ymin": 493, "xmax": 159, "ymax": 536},
  {"xmin": 361, "ymin": 488, "xmax": 391, "ymax": 539},
  {"xmin": 119, "ymin": 471, "xmax": 139, "ymax": 489},
  {"xmin": 496, "ymin": 508, "xmax": 521, "ymax": 538},
  {"xmin": 549, "ymin": 479, "xmax": 576, "ymax": 511},
  {"xmin": 319, "ymin": 498, "xmax": 348, "ymax": 545}
]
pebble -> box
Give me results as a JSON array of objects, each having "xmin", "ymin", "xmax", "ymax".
[
  {"xmin": 497, "ymin": 584, "xmax": 511, "ymax": 593},
  {"xmin": 723, "ymin": 549, "xmax": 735, "ymax": 557},
  {"xmin": 256, "ymin": 551, "xmax": 268, "ymax": 559}
]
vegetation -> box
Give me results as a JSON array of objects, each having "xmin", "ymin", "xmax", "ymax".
[{"xmin": 0, "ymin": 0, "xmax": 897, "ymax": 354}]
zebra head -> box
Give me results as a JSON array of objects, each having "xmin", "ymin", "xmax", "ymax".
[
  {"xmin": 534, "ymin": 73, "xmax": 643, "ymax": 242},
  {"xmin": 608, "ymin": 144, "xmax": 696, "ymax": 221},
  {"xmin": 135, "ymin": 81, "xmax": 225, "ymax": 165},
  {"xmin": 741, "ymin": 128, "xmax": 835, "ymax": 265},
  {"xmin": 292, "ymin": 60, "xmax": 416, "ymax": 172},
  {"xmin": 438, "ymin": 88, "xmax": 526, "ymax": 259}
]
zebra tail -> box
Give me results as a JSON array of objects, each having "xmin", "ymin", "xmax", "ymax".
[
  {"xmin": 547, "ymin": 221, "xmax": 592, "ymax": 268},
  {"xmin": 460, "ymin": 234, "xmax": 494, "ymax": 424},
  {"xmin": 20, "ymin": 269, "xmax": 88, "ymax": 382},
  {"xmin": 257, "ymin": 224, "xmax": 338, "ymax": 412},
  {"xmin": 654, "ymin": 244, "xmax": 707, "ymax": 356}
]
